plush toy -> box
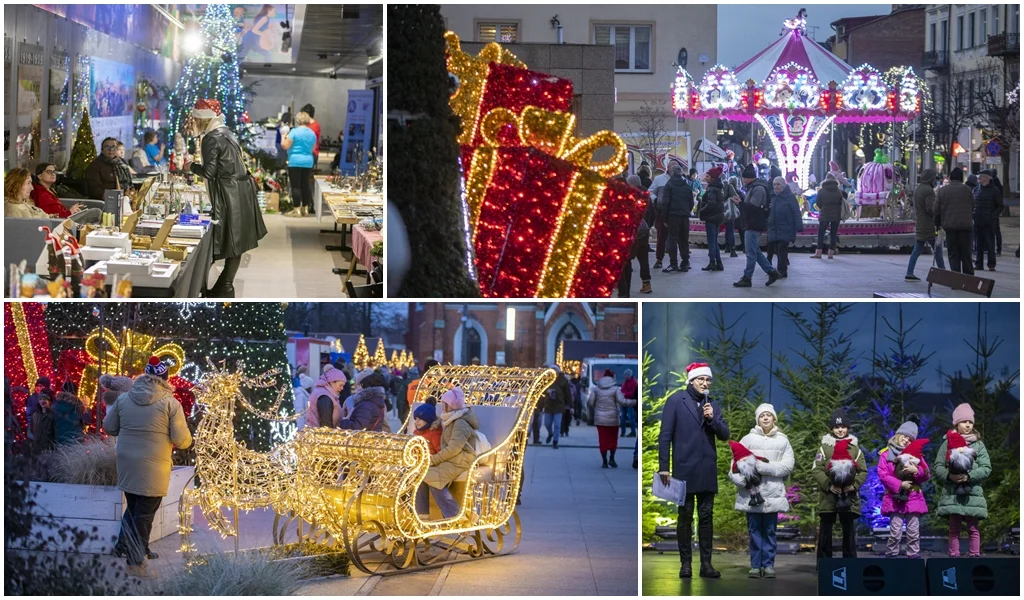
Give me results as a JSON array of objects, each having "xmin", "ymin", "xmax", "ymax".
[
  {"xmin": 827, "ymin": 438, "xmax": 859, "ymax": 511},
  {"xmin": 893, "ymin": 438, "xmax": 929, "ymax": 503},
  {"xmin": 945, "ymin": 430, "xmax": 976, "ymax": 497},
  {"xmin": 729, "ymin": 440, "xmax": 769, "ymax": 506}
]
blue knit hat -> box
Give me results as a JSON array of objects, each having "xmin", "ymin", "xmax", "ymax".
[
  {"xmin": 145, "ymin": 356, "xmax": 169, "ymax": 380},
  {"xmin": 413, "ymin": 403, "xmax": 436, "ymax": 424}
]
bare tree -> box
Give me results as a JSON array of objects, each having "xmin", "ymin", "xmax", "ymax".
[
  {"xmin": 932, "ymin": 65, "xmax": 981, "ymax": 166},
  {"xmin": 975, "ymin": 83, "xmax": 1019, "ymax": 148},
  {"xmin": 625, "ymin": 100, "xmax": 672, "ymax": 171}
]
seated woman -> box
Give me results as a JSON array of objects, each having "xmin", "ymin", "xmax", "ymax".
[
  {"xmin": 416, "ymin": 387, "xmax": 479, "ymax": 519},
  {"xmin": 338, "ymin": 371, "xmax": 387, "ymax": 432},
  {"xmin": 30, "ymin": 163, "xmax": 102, "ymax": 224},
  {"xmin": 5, "ymin": 168, "xmax": 49, "ymax": 218},
  {"xmin": 413, "ymin": 402, "xmax": 442, "ymax": 454}
]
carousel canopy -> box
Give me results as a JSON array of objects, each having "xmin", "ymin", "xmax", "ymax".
[{"xmin": 734, "ymin": 23, "xmax": 852, "ymax": 88}]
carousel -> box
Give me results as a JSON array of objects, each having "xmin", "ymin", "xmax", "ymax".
[{"xmin": 676, "ymin": 10, "xmax": 922, "ymax": 250}]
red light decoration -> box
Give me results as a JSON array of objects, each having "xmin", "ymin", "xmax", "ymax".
[{"xmin": 4, "ymin": 302, "xmax": 55, "ymax": 440}]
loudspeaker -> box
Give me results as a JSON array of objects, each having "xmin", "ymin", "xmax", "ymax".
[
  {"xmin": 818, "ymin": 558, "xmax": 926, "ymax": 595},
  {"xmin": 925, "ymin": 558, "xmax": 1020, "ymax": 596}
]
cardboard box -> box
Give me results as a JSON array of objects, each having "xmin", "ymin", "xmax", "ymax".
[
  {"xmin": 265, "ymin": 192, "xmax": 280, "ymax": 212},
  {"xmin": 85, "ymin": 231, "xmax": 131, "ymax": 249}
]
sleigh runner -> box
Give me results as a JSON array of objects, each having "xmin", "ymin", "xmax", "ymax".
[{"xmin": 180, "ymin": 364, "xmax": 555, "ymax": 574}]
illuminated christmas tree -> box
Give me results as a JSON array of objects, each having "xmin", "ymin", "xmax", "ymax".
[
  {"xmin": 352, "ymin": 334, "xmax": 370, "ymax": 371},
  {"xmin": 372, "ymin": 338, "xmax": 388, "ymax": 369},
  {"xmin": 66, "ymin": 109, "xmax": 97, "ymax": 181},
  {"xmin": 167, "ymin": 4, "xmax": 250, "ymax": 147},
  {"xmin": 389, "ymin": 349, "xmax": 401, "ymax": 370}
]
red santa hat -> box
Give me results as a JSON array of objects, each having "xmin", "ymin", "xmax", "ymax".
[
  {"xmin": 686, "ymin": 362, "xmax": 712, "ymax": 383},
  {"xmin": 902, "ymin": 438, "xmax": 929, "ymax": 460},
  {"xmin": 728, "ymin": 441, "xmax": 762, "ymax": 476},
  {"xmin": 945, "ymin": 430, "xmax": 969, "ymax": 459},
  {"xmin": 191, "ymin": 98, "xmax": 223, "ymax": 119},
  {"xmin": 827, "ymin": 438, "xmax": 857, "ymax": 479}
]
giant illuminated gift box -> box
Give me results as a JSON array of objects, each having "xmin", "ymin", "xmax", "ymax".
[{"xmin": 446, "ymin": 33, "xmax": 647, "ymax": 298}]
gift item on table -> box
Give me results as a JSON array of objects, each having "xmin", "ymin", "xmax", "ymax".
[
  {"xmin": 106, "ymin": 251, "xmax": 158, "ymax": 276},
  {"xmin": 79, "ymin": 272, "xmax": 107, "ymax": 298},
  {"xmin": 85, "ymin": 230, "xmax": 132, "ymax": 250}
]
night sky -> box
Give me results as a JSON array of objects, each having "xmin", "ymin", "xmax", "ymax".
[
  {"xmin": 717, "ymin": 3, "xmax": 892, "ymax": 67},
  {"xmin": 643, "ymin": 303, "xmax": 1021, "ymax": 405}
]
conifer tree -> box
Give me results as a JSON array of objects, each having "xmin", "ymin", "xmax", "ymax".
[{"xmin": 66, "ymin": 109, "xmax": 97, "ymax": 180}]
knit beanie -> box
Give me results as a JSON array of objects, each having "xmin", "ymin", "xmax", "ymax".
[
  {"xmin": 829, "ymin": 408, "xmax": 850, "ymax": 429},
  {"xmin": 441, "ymin": 386, "xmax": 466, "ymax": 410},
  {"xmin": 754, "ymin": 403, "xmax": 777, "ymax": 422},
  {"xmin": 895, "ymin": 419, "xmax": 919, "ymax": 440},
  {"xmin": 413, "ymin": 403, "xmax": 436, "ymax": 424},
  {"xmin": 949, "ymin": 167, "xmax": 964, "ymax": 182},
  {"xmin": 354, "ymin": 368, "xmax": 374, "ymax": 386},
  {"xmin": 741, "ymin": 163, "xmax": 757, "ymax": 179},
  {"xmin": 145, "ymin": 356, "xmax": 169, "ymax": 380},
  {"xmin": 952, "ymin": 403, "xmax": 975, "ymax": 426}
]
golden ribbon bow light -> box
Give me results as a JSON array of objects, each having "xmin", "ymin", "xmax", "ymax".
[
  {"xmin": 445, "ymin": 31, "xmax": 527, "ymax": 146},
  {"xmin": 80, "ymin": 328, "xmax": 186, "ymax": 407}
]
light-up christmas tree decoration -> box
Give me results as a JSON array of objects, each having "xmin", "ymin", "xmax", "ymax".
[
  {"xmin": 372, "ymin": 338, "xmax": 388, "ymax": 369},
  {"xmin": 67, "ymin": 109, "xmax": 97, "ymax": 180},
  {"xmin": 167, "ymin": 4, "xmax": 249, "ymax": 147},
  {"xmin": 352, "ymin": 334, "xmax": 370, "ymax": 371}
]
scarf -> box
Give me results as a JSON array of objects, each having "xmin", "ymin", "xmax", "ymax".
[
  {"xmin": 886, "ymin": 435, "xmax": 907, "ymax": 462},
  {"xmin": 961, "ymin": 432, "xmax": 979, "ymax": 444},
  {"xmin": 441, "ymin": 407, "xmax": 468, "ymax": 428}
]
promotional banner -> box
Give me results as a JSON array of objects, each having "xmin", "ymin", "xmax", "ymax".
[
  {"xmin": 88, "ymin": 57, "xmax": 135, "ymax": 152},
  {"xmin": 16, "ymin": 43, "xmax": 44, "ymax": 166},
  {"xmin": 340, "ymin": 90, "xmax": 374, "ymax": 175}
]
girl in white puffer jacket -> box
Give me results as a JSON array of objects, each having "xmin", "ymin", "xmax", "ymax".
[{"xmin": 727, "ymin": 403, "xmax": 795, "ymax": 579}]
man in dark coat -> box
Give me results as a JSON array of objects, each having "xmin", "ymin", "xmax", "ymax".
[
  {"xmin": 933, "ymin": 168, "xmax": 975, "ymax": 274},
  {"xmin": 972, "ymin": 170, "xmax": 1002, "ymax": 271},
  {"xmin": 85, "ymin": 137, "xmax": 134, "ymax": 200},
  {"xmin": 905, "ymin": 169, "xmax": 945, "ymax": 281},
  {"xmin": 658, "ymin": 362, "xmax": 730, "ymax": 579},
  {"xmin": 658, "ymin": 165, "xmax": 695, "ymax": 273},
  {"xmin": 541, "ymin": 365, "xmax": 572, "ymax": 448},
  {"xmin": 186, "ymin": 98, "xmax": 268, "ymax": 297},
  {"xmin": 735, "ymin": 164, "xmax": 780, "ymax": 288}
]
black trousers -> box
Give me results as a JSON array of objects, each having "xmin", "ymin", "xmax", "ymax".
[
  {"xmin": 993, "ymin": 217, "xmax": 1002, "ymax": 253},
  {"xmin": 288, "ymin": 166, "xmax": 314, "ymax": 209},
  {"xmin": 817, "ymin": 219, "xmax": 840, "ymax": 251},
  {"xmin": 677, "ymin": 491, "xmax": 716, "ymax": 566},
  {"xmin": 666, "ymin": 214, "xmax": 690, "ymax": 268},
  {"xmin": 531, "ymin": 408, "xmax": 541, "ymax": 443},
  {"xmin": 817, "ymin": 511, "xmax": 858, "ymax": 559},
  {"xmin": 946, "ymin": 229, "xmax": 974, "ymax": 274},
  {"xmin": 769, "ymin": 241, "xmax": 790, "ymax": 275},
  {"xmin": 974, "ymin": 222, "xmax": 996, "ymax": 268},
  {"xmin": 115, "ymin": 493, "xmax": 162, "ymax": 565},
  {"xmin": 561, "ymin": 409, "xmax": 572, "ymax": 435}
]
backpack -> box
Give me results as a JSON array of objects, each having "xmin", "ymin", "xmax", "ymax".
[{"xmin": 472, "ymin": 431, "xmax": 491, "ymax": 455}]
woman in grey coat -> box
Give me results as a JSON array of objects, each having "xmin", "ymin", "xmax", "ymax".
[
  {"xmin": 103, "ymin": 358, "xmax": 192, "ymax": 578},
  {"xmin": 186, "ymin": 98, "xmax": 267, "ymax": 298}
]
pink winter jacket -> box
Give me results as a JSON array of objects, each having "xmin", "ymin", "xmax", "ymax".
[{"xmin": 877, "ymin": 447, "xmax": 930, "ymax": 515}]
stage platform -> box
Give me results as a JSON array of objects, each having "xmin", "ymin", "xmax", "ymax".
[
  {"xmin": 689, "ymin": 218, "xmax": 917, "ymax": 250},
  {"xmin": 642, "ymin": 550, "xmax": 1019, "ymax": 596}
]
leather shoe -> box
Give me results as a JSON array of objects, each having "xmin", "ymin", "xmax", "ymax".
[
  {"xmin": 700, "ymin": 565, "xmax": 721, "ymax": 578},
  {"xmin": 679, "ymin": 565, "xmax": 692, "ymax": 578}
]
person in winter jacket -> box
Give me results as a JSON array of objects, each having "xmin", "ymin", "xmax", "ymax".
[
  {"xmin": 906, "ymin": 169, "xmax": 945, "ymax": 280},
  {"xmin": 413, "ymin": 402, "xmax": 443, "ymax": 454},
  {"xmin": 698, "ymin": 168, "xmax": 728, "ymax": 272},
  {"xmin": 28, "ymin": 388, "xmax": 56, "ymax": 454},
  {"xmin": 735, "ymin": 164, "xmax": 780, "ymax": 288},
  {"xmin": 24, "ymin": 376, "xmax": 52, "ymax": 424},
  {"xmin": 417, "ymin": 387, "xmax": 479, "ymax": 519},
  {"xmin": 811, "ymin": 408, "xmax": 867, "ymax": 561},
  {"xmin": 407, "ymin": 360, "xmax": 438, "ymax": 408},
  {"xmin": 304, "ymin": 365, "xmax": 347, "ymax": 429},
  {"xmin": 540, "ymin": 364, "xmax": 572, "ymax": 448},
  {"xmin": 933, "ymin": 403, "xmax": 991, "ymax": 557},
  {"xmin": 591, "ymin": 369, "xmax": 632, "ymax": 468},
  {"xmin": 934, "ymin": 168, "xmax": 975, "ymax": 274},
  {"xmin": 657, "ymin": 362, "xmax": 730, "ymax": 579},
  {"xmin": 648, "ymin": 169, "xmax": 671, "ymax": 269},
  {"xmin": 620, "ymin": 369, "xmax": 638, "ymax": 438},
  {"xmin": 972, "ymin": 170, "xmax": 1002, "ymax": 271},
  {"xmin": 658, "ymin": 165, "xmax": 695, "ymax": 273},
  {"xmin": 338, "ymin": 372, "xmax": 388, "ymax": 432},
  {"xmin": 766, "ymin": 177, "xmax": 804, "ymax": 279},
  {"xmin": 52, "ymin": 382, "xmax": 93, "ymax": 446},
  {"xmin": 292, "ymin": 373, "xmax": 314, "ymax": 430},
  {"xmin": 812, "ymin": 174, "xmax": 845, "ymax": 259},
  {"xmin": 104, "ymin": 357, "xmax": 192, "ymax": 578},
  {"xmin": 618, "ymin": 175, "xmax": 653, "ymax": 297},
  {"xmin": 728, "ymin": 403, "xmax": 794, "ymax": 579},
  {"xmin": 877, "ymin": 420, "xmax": 931, "ymax": 558}
]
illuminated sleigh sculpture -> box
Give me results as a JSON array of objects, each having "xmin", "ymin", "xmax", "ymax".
[{"xmin": 179, "ymin": 364, "xmax": 555, "ymax": 575}]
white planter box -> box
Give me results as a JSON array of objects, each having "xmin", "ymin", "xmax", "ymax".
[{"xmin": 18, "ymin": 466, "xmax": 194, "ymax": 554}]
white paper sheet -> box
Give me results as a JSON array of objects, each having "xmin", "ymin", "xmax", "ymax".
[{"xmin": 652, "ymin": 475, "xmax": 687, "ymax": 505}]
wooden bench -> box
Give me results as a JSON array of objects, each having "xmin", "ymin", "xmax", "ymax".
[{"xmin": 875, "ymin": 267, "xmax": 995, "ymax": 298}]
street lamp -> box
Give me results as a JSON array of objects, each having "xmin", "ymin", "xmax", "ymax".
[{"xmin": 505, "ymin": 306, "xmax": 516, "ymax": 366}]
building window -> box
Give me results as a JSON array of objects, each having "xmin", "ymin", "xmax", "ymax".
[
  {"xmin": 1013, "ymin": 5, "xmax": 1020, "ymax": 34},
  {"xmin": 463, "ymin": 325, "xmax": 482, "ymax": 365},
  {"xmin": 993, "ymin": 6, "xmax": 999, "ymax": 34},
  {"xmin": 967, "ymin": 79, "xmax": 974, "ymax": 112},
  {"xmin": 980, "ymin": 9, "xmax": 987, "ymax": 41},
  {"xmin": 968, "ymin": 12, "xmax": 976, "ymax": 47},
  {"xmin": 477, "ymin": 22, "xmax": 518, "ymax": 43},
  {"xmin": 957, "ymin": 15, "xmax": 964, "ymax": 50},
  {"xmin": 941, "ymin": 20, "xmax": 948, "ymax": 51},
  {"xmin": 594, "ymin": 24, "xmax": 652, "ymax": 72},
  {"xmin": 929, "ymin": 22, "xmax": 937, "ymax": 51}
]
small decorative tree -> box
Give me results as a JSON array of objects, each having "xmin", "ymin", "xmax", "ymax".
[
  {"xmin": 372, "ymin": 337, "xmax": 388, "ymax": 369},
  {"xmin": 66, "ymin": 109, "xmax": 97, "ymax": 180},
  {"xmin": 352, "ymin": 334, "xmax": 370, "ymax": 371}
]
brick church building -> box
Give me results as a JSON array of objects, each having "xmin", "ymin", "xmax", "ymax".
[{"xmin": 406, "ymin": 303, "xmax": 638, "ymax": 368}]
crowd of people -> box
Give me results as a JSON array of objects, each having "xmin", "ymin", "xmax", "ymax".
[
  {"xmin": 658, "ymin": 362, "xmax": 991, "ymax": 580},
  {"xmin": 615, "ymin": 160, "xmax": 1012, "ymax": 296}
]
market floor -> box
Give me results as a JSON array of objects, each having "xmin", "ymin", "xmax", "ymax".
[{"xmin": 205, "ymin": 213, "xmax": 363, "ymax": 298}]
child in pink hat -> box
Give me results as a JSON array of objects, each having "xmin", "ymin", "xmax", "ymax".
[{"xmin": 933, "ymin": 403, "xmax": 991, "ymax": 557}]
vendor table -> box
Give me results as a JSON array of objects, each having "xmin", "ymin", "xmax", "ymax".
[
  {"xmin": 314, "ymin": 177, "xmax": 383, "ymax": 277},
  {"xmin": 347, "ymin": 225, "xmax": 382, "ymax": 285},
  {"xmin": 93, "ymin": 228, "xmax": 213, "ymax": 298}
]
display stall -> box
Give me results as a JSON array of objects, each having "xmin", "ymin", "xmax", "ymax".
[{"xmin": 314, "ymin": 160, "xmax": 383, "ymax": 288}]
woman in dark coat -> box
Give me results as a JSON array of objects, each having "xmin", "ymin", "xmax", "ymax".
[
  {"xmin": 906, "ymin": 169, "xmax": 944, "ymax": 280},
  {"xmin": 766, "ymin": 177, "xmax": 804, "ymax": 278},
  {"xmin": 812, "ymin": 174, "xmax": 845, "ymax": 259},
  {"xmin": 186, "ymin": 98, "xmax": 267, "ymax": 297},
  {"xmin": 658, "ymin": 362, "xmax": 730, "ymax": 578}
]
